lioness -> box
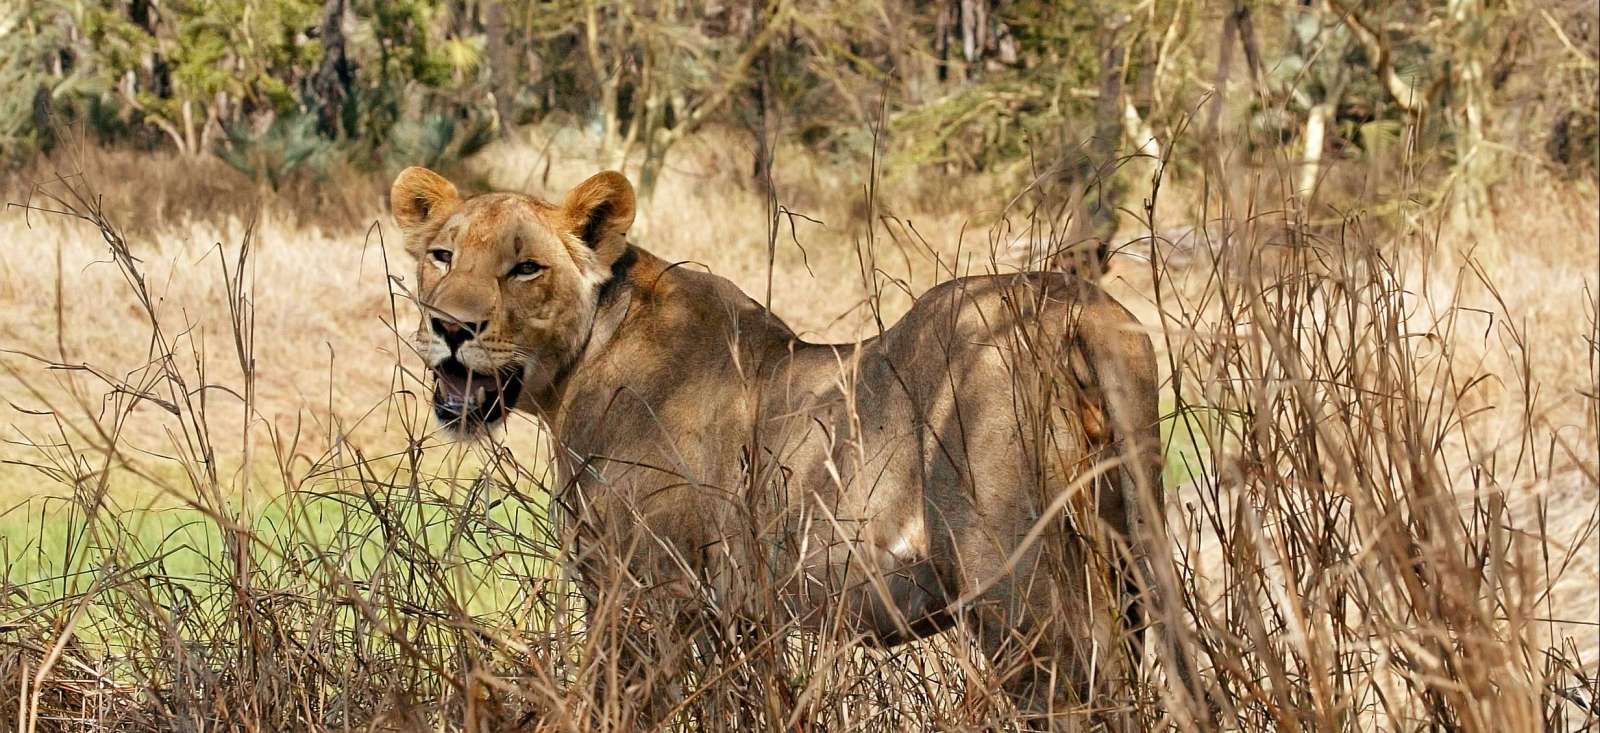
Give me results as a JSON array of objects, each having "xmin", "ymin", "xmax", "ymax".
[{"xmin": 391, "ymin": 166, "xmax": 1167, "ymax": 729}]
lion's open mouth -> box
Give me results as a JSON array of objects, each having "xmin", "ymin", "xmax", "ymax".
[{"xmin": 431, "ymin": 358, "xmax": 524, "ymax": 429}]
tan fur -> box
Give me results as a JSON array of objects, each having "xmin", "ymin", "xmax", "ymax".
[{"xmin": 393, "ymin": 168, "xmax": 1167, "ymax": 730}]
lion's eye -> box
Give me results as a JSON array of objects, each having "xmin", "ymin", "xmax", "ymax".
[
  {"xmin": 429, "ymin": 249, "xmax": 453, "ymax": 267},
  {"xmin": 510, "ymin": 261, "xmax": 545, "ymax": 279}
]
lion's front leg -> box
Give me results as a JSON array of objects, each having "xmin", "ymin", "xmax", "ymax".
[
  {"xmin": 573, "ymin": 576, "xmax": 700, "ymax": 730},
  {"xmin": 559, "ymin": 505, "xmax": 699, "ymax": 729}
]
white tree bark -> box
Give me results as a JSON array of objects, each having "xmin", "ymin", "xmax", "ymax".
[{"xmin": 1299, "ymin": 102, "xmax": 1332, "ymax": 200}]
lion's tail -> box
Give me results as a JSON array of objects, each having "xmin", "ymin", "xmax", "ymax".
[{"xmin": 1071, "ymin": 299, "xmax": 1195, "ymax": 693}]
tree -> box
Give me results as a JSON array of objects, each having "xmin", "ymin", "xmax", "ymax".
[{"xmin": 309, "ymin": 0, "xmax": 354, "ymax": 139}]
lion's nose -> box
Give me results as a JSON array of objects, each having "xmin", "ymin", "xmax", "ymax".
[{"xmin": 431, "ymin": 317, "xmax": 488, "ymax": 352}]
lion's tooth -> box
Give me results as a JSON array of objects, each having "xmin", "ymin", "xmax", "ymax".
[{"xmin": 474, "ymin": 386, "xmax": 487, "ymax": 404}]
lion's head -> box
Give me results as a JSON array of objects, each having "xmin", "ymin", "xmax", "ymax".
[{"xmin": 391, "ymin": 167, "xmax": 636, "ymax": 429}]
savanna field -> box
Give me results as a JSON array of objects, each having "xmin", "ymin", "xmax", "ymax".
[{"xmin": 1, "ymin": 1, "xmax": 1598, "ymax": 730}]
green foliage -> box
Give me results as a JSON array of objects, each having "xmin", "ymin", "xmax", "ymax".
[
  {"xmin": 213, "ymin": 112, "xmax": 329, "ymax": 189},
  {"xmin": 1, "ymin": 3, "xmax": 94, "ymax": 161},
  {"xmin": 885, "ymin": 1, "xmax": 1133, "ymax": 185},
  {"xmin": 0, "ymin": 13, "xmax": 46, "ymax": 161},
  {"xmin": 6, "ymin": 0, "xmax": 496, "ymax": 171},
  {"xmin": 890, "ymin": 81, "xmax": 1073, "ymax": 175},
  {"xmin": 383, "ymin": 111, "xmax": 495, "ymax": 173},
  {"xmin": 0, "ymin": 0, "xmax": 1591, "ymax": 194}
]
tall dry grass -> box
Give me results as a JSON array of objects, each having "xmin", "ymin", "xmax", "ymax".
[{"xmin": 0, "ymin": 124, "xmax": 1595, "ymax": 730}]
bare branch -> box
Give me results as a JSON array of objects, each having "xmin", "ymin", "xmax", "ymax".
[{"xmin": 1326, "ymin": 0, "xmax": 1428, "ymax": 114}]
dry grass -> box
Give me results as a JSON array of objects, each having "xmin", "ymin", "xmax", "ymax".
[
  {"xmin": 0, "ymin": 124, "xmax": 1595, "ymax": 730},
  {"xmin": 0, "ymin": 142, "xmax": 387, "ymax": 239}
]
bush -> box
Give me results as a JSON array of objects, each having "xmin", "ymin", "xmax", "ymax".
[{"xmin": 214, "ymin": 113, "xmax": 331, "ymax": 190}]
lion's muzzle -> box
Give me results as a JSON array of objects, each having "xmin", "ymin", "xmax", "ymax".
[
  {"xmin": 425, "ymin": 318, "xmax": 525, "ymax": 429},
  {"xmin": 431, "ymin": 357, "xmax": 524, "ymax": 429}
]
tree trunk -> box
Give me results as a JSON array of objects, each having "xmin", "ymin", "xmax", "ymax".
[
  {"xmin": 31, "ymin": 85, "xmax": 55, "ymax": 153},
  {"xmin": 310, "ymin": 0, "xmax": 353, "ymax": 139},
  {"xmin": 585, "ymin": 2, "xmax": 622, "ymax": 160},
  {"xmin": 1299, "ymin": 102, "xmax": 1331, "ymax": 200},
  {"xmin": 1448, "ymin": 0, "xmax": 1496, "ymax": 234},
  {"xmin": 485, "ymin": 0, "xmax": 518, "ymax": 140},
  {"xmin": 1084, "ymin": 15, "xmax": 1130, "ymax": 247},
  {"xmin": 934, "ymin": 1, "xmax": 953, "ymax": 82},
  {"xmin": 1046, "ymin": 12, "xmax": 1130, "ymax": 277},
  {"xmin": 1206, "ymin": 6, "xmax": 1238, "ymax": 145},
  {"xmin": 959, "ymin": 0, "xmax": 986, "ymax": 78},
  {"xmin": 1233, "ymin": 2, "xmax": 1268, "ymax": 102}
]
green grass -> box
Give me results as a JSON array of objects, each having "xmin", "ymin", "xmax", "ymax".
[
  {"xmin": 1160, "ymin": 398, "xmax": 1222, "ymax": 490},
  {"xmin": 0, "ymin": 402, "xmax": 1204, "ymax": 656},
  {"xmin": 6, "ymin": 415, "xmax": 1206, "ymax": 605},
  {"xmin": 0, "ymin": 452, "xmax": 560, "ymax": 649}
]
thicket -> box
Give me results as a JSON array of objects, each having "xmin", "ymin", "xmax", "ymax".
[{"xmin": 4, "ymin": 1, "xmax": 1596, "ymax": 207}]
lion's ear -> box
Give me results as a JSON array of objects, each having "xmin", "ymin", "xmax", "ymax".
[
  {"xmin": 561, "ymin": 171, "xmax": 636, "ymax": 264},
  {"xmin": 391, "ymin": 166, "xmax": 461, "ymax": 249}
]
